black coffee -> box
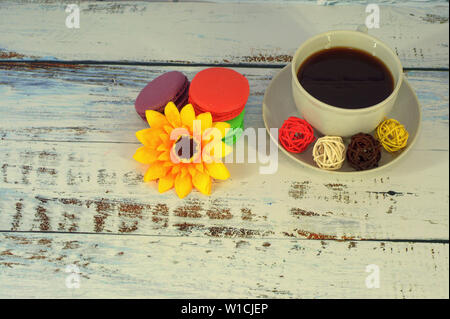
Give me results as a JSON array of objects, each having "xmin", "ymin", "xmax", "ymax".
[{"xmin": 297, "ymin": 47, "xmax": 394, "ymax": 109}]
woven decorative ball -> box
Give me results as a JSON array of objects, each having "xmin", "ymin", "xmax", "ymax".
[
  {"xmin": 346, "ymin": 133, "xmax": 381, "ymax": 171},
  {"xmin": 375, "ymin": 118, "xmax": 409, "ymax": 153},
  {"xmin": 279, "ymin": 117, "xmax": 315, "ymax": 153},
  {"xmin": 313, "ymin": 136, "xmax": 346, "ymax": 170}
]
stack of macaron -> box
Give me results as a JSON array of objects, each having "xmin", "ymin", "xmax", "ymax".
[
  {"xmin": 135, "ymin": 71, "xmax": 190, "ymax": 121},
  {"xmin": 189, "ymin": 67, "xmax": 249, "ymax": 145},
  {"xmin": 135, "ymin": 67, "xmax": 249, "ymax": 145}
]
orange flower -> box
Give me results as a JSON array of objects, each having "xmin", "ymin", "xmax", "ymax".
[{"xmin": 133, "ymin": 102, "xmax": 232, "ymax": 199}]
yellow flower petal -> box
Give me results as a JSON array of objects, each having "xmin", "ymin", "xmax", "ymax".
[
  {"xmin": 133, "ymin": 147, "xmax": 158, "ymax": 164},
  {"xmin": 156, "ymin": 145, "xmax": 165, "ymax": 152},
  {"xmin": 164, "ymin": 102, "xmax": 181, "ymax": 128},
  {"xmin": 143, "ymin": 162, "xmax": 168, "ymax": 182},
  {"xmin": 135, "ymin": 129, "xmax": 153, "ymax": 146},
  {"xmin": 205, "ymin": 162, "xmax": 230, "ymax": 180},
  {"xmin": 192, "ymin": 171, "xmax": 211, "ymax": 195},
  {"xmin": 174, "ymin": 173, "xmax": 193, "ymax": 199},
  {"xmin": 159, "ymin": 133, "xmax": 169, "ymax": 144},
  {"xmin": 180, "ymin": 104, "xmax": 196, "ymax": 131},
  {"xmin": 212, "ymin": 122, "xmax": 231, "ymax": 139},
  {"xmin": 197, "ymin": 112, "xmax": 212, "ymax": 133},
  {"xmin": 158, "ymin": 174, "xmax": 174, "ymax": 193},
  {"xmin": 181, "ymin": 166, "xmax": 188, "ymax": 178},
  {"xmin": 220, "ymin": 142, "xmax": 233, "ymax": 158},
  {"xmin": 207, "ymin": 141, "xmax": 232, "ymax": 159},
  {"xmin": 187, "ymin": 165, "xmax": 197, "ymax": 178},
  {"xmin": 163, "ymin": 161, "xmax": 174, "ymax": 167},
  {"xmin": 146, "ymin": 110, "xmax": 169, "ymax": 129},
  {"xmin": 171, "ymin": 166, "xmax": 180, "ymax": 175},
  {"xmin": 163, "ymin": 125, "xmax": 173, "ymax": 135},
  {"xmin": 195, "ymin": 163, "xmax": 204, "ymax": 173},
  {"xmin": 157, "ymin": 151, "xmax": 170, "ymax": 161},
  {"xmin": 202, "ymin": 127, "xmax": 215, "ymax": 143},
  {"xmin": 136, "ymin": 128, "xmax": 164, "ymax": 149}
]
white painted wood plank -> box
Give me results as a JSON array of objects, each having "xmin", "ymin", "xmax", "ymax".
[
  {"xmin": 0, "ymin": 1, "xmax": 448, "ymax": 68},
  {"xmin": 0, "ymin": 65, "xmax": 447, "ymax": 148},
  {"xmin": 14, "ymin": 0, "xmax": 447, "ymax": 6},
  {"xmin": 0, "ymin": 65, "xmax": 448, "ymax": 240},
  {"xmin": 219, "ymin": 0, "xmax": 448, "ymax": 5},
  {"xmin": 0, "ymin": 139, "xmax": 448, "ymax": 240},
  {"xmin": 0, "ymin": 232, "xmax": 447, "ymax": 298}
]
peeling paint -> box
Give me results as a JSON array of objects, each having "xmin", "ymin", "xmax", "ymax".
[
  {"xmin": 291, "ymin": 208, "xmax": 321, "ymax": 217},
  {"xmin": 289, "ymin": 181, "xmax": 310, "ymax": 199}
]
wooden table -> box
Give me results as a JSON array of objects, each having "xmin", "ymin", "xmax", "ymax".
[{"xmin": 0, "ymin": 0, "xmax": 448, "ymax": 298}]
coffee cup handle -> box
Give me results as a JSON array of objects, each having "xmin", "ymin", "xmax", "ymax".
[{"xmin": 356, "ymin": 25, "xmax": 369, "ymax": 34}]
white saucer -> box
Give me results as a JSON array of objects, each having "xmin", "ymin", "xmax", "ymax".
[{"xmin": 262, "ymin": 64, "xmax": 422, "ymax": 174}]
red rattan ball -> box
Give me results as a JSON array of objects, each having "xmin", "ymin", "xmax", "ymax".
[{"xmin": 279, "ymin": 117, "xmax": 316, "ymax": 153}]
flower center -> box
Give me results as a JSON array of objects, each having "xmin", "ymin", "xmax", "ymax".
[{"xmin": 173, "ymin": 135, "xmax": 199, "ymax": 162}]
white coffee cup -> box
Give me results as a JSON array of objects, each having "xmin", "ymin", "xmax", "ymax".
[{"xmin": 291, "ymin": 30, "xmax": 403, "ymax": 137}]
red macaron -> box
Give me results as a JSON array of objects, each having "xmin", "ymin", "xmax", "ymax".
[{"xmin": 188, "ymin": 67, "xmax": 250, "ymax": 122}]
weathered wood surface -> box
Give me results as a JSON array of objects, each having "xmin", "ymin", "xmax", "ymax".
[
  {"xmin": 0, "ymin": 1, "xmax": 448, "ymax": 68},
  {"xmin": 0, "ymin": 232, "xmax": 448, "ymax": 298},
  {"xmin": 0, "ymin": 65, "xmax": 448, "ymax": 241}
]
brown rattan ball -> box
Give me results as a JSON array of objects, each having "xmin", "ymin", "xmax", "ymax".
[{"xmin": 346, "ymin": 133, "xmax": 381, "ymax": 171}]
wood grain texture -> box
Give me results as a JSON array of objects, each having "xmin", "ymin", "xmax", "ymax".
[
  {"xmin": 0, "ymin": 232, "xmax": 448, "ymax": 298},
  {"xmin": 0, "ymin": 65, "xmax": 447, "ymax": 145},
  {"xmin": 0, "ymin": 1, "xmax": 448, "ymax": 68},
  {"xmin": 0, "ymin": 65, "xmax": 448, "ymax": 241},
  {"xmin": 0, "ymin": 0, "xmax": 448, "ymax": 299}
]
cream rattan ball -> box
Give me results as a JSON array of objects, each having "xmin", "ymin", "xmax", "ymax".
[{"xmin": 312, "ymin": 136, "xmax": 346, "ymax": 170}]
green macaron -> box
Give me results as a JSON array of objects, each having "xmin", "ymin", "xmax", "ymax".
[{"xmin": 223, "ymin": 108, "xmax": 245, "ymax": 145}]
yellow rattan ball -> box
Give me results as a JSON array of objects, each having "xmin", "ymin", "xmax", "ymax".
[{"xmin": 375, "ymin": 118, "xmax": 409, "ymax": 153}]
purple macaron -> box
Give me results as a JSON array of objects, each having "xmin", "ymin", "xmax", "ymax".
[{"xmin": 135, "ymin": 71, "xmax": 189, "ymax": 121}]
